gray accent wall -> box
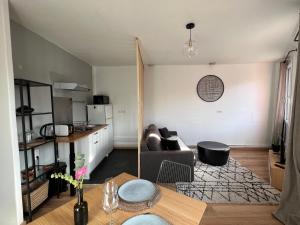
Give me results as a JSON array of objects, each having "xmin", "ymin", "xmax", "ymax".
[
  {"xmin": 10, "ymin": 20, "xmax": 92, "ymax": 87},
  {"xmin": 10, "ymin": 21, "xmax": 93, "ymax": 170}
]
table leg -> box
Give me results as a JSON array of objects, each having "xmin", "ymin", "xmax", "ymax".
[{"xmin": 70, "ymin": 142, "xmax": 76, "ymax": 196}]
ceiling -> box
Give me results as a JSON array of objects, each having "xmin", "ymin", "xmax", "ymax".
[{"xmin": 9, "ymin": 0, "xmax": 300, "ymax": 66}]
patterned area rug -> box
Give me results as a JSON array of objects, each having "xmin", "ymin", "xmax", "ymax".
[{"xmin": 176, "ymin": 157, "xmax": 281, "ymax": 204}]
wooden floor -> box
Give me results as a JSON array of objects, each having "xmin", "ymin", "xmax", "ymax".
[
  {"xmin": 230, "ymin": 147, "xmax": 270, "ymax": 182},
  {"xmin": 32, "ymin": 148, "xmax": 281, "ymax": 225},
  {"xmin": 201, "ymin": 148, "xmax": 281, "ymax": 225}
]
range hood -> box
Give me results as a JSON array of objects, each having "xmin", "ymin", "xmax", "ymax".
[{"xmin": 53, "ymin": 82, "xmax": 90, "ymax": 92}]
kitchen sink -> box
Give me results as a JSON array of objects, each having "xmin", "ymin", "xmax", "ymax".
[
  {"xmin": 74, "ymin": 124, "xmax": 96, "ymax": 132},
  {"xmin": 86, "ymin": 124, "xmax": 96, "ymax": 129}
]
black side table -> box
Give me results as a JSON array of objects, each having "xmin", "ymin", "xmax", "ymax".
[{"xmin": 197, "ymin": 141, "xmax": 230, "ymax": 166}]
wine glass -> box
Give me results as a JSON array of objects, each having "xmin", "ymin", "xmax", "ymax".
[{"xmin": 103, "ymin": 178, "xmax": 119, "ymax": 225}]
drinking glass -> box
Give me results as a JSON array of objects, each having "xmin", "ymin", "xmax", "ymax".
[{"xmin": 103, "ymin": 178, "xmax": 119, "ymax": 225}]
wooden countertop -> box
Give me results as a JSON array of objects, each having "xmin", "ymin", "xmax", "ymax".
[
  {"xmin": 56, "ymin": 125, "xmax": 107, "ymax": 143},
  {"xmin": 30, "ymin": 173, "xmax": 207, "ymax": 225}
]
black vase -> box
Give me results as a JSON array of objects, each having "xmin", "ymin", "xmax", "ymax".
[{"xmin": 74, "ymin": 188, "xmax": 88, "ymax": 225}]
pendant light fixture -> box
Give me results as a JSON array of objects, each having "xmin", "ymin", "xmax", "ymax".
[{"xmin": 184, "ymin": 23, "xmax": 198, "ymax": 58}]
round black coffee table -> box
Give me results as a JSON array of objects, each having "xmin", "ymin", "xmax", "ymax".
[{"xmin": 197, "ymin": 141, "xmax": 230, "ymax": 166}]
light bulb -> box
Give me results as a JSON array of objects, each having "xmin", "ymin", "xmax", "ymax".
[{"xmin": 183, "ymin": 40, "xmax": 198, "ymax": 58}]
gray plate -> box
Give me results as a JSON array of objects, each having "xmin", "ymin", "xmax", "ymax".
[
  {"xmin": 118, "ymin": 179, "xmax": 156, "ymax": 203},
  {"xmin": 122, "ymin": 214, "xmax": 170, "ymax": 225}
]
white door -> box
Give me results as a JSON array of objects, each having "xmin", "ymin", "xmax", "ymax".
[{"xmin": 87, "ymin": 105, "xmax": 105, "ymax": 124}]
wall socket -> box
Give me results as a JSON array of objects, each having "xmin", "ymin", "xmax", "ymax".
[{"xmin": 35, "ymin": 148, "xmax": 40, "ymax": 158}]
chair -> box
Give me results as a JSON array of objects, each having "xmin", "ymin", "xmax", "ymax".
[{"xmin": 156, "ymin": 160, "xmax": 192, "ymax": 193}]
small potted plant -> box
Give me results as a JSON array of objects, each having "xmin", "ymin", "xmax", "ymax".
[{"xmin": 51, "ymin": 154, "xmax": 88, "ymax": 225}]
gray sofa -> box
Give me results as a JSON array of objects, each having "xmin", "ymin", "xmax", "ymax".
[{"xmin": 140, "ymin": 124, "xmax": 195, "ymax": 182}]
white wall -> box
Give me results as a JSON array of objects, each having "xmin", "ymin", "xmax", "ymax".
[
  {"xmin": 0, "ymin": 0, "xmax": 23, "ymax": 224},
  {"xmin": 93, "ymin": 66, "xmax": 138, "ymax": 148},
  {"xmin": 144, "ymin": 63, "xmax": 278, "ymax": 147}
]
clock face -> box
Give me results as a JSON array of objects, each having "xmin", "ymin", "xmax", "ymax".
[{"xmin": 197, "ymin": 75, "xmax": 224, "ymax": 102}]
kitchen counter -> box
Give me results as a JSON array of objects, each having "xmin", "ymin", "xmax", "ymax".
[{"xmin": 56, "ymin": 124, "xmax": 107, "ymax": 143}]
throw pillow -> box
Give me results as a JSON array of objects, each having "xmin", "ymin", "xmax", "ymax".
[
  {"xmin": 161, "ymin": 137, "xmax": 181, "ymax": 150},
  {"xmin": 160, "ymin": 137, "xmax": 169, "ymax": 150},
  {"xmin": 159, "ymin": 127, "xmax": 171, "ymax": 138},
  {"xmin": 146, "ymin": 133, "xmax": 162, "ymax": 151}
]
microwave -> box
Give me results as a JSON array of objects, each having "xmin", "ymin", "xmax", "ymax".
[
  {"xmin": 55, "ymin": 124, "xmax": 74, "ymax": 136},
  {"xmin": 93, "ymin": 95, "xmax": 109, "ymax": 104}
]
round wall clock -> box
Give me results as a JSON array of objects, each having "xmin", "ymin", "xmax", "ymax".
[{"xmin": 197, "ymin": 75, "xmax": 224, "ymax": 102}]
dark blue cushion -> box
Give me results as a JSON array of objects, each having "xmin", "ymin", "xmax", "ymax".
[
  {"xmin": 161, "ymin": 137, "xmax": 180, "ymax": 150},
  {"xmin": 159, "ymin": 127, "xmax": 171, "ymax": 138}
]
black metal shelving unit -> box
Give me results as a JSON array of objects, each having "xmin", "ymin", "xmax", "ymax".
[{"xmin": 15, "ymin": 79, "xmax": 66, "ymax": 222}]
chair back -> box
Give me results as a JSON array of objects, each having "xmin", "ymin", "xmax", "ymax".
[{"xmin": 156, "ymin": 160, "xmax": 192, "ymax": 184}]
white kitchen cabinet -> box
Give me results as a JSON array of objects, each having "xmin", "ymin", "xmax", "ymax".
[
  {"xmin": 107, "ymin": 124, "xmax": 113, "ymax": 154},
  {"xmin": 103, "ymin": 126, "xmax": 108, "ymax": 154},
  {"xmin": 101, "ymin": 124, "xmax": 113, "ymax": 156},
  {"xmin": 86, "ymin": 126, "xmax": 113, "ymax": 179},
  {"xmin": 58, "ymin": 126, "xmax": 113, "ymax": 180}
]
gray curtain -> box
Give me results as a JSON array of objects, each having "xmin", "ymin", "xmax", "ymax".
[
  {"xmin": 272, "ymin": 62, "xmax": 287, "ymax": 146},
  {"xmin": 274, "ymin": 19, "xmax": 300, "ymax": 225}
]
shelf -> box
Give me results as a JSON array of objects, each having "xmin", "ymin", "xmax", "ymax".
[
  {"xmin": 21, "ymin": 162, "xmax": 67, "ymax": 186},
  {"xmin": 16, "ymin": 112, "xmax": 53, "ymax": 117},
  {"xmin": 14, "ymin": 79, "xmax": 51, "ymax": 87},
  {"xmin": 19, "ymin": 138, "xmax": 55, "ymax": 151},
  {"xmin": 15, "ymin": 78, "xmax": 58, "ymax": 221}
]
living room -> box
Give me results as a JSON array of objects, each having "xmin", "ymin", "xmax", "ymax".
[{"xmin": 1, "ymin": 1, "xmax": 300, "ymax": 225}]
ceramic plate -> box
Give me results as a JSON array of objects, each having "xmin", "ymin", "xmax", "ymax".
[
  {"xmin": 118, "ymin": 179, "xmax": 156, "ymax": 203},
  {"xmin": 122, "ymin": 214, "xmax": 170, "ymax": 225}
]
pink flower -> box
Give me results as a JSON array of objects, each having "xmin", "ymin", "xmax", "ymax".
[{"xmin": 75, "ymin": 166, "xmax": 87, "ymax": 180}]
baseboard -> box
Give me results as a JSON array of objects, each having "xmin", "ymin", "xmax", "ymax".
[
  {"xmin": 114, "ymin": 142, "xmax": 138, "ymax": 149},
  {"xmin": 229, "ymin": 145, "xmax": 271, "ymax": 149},
  {"xmin": 189, "ymin": 145, "xmax": 271, "ymax": 149},
  {"xmin": 114, "ymin": 136, "xmax": 137, "ymax": 149},
  {"xmin": 114, "ymin": 145, "xmax": 138, "ymax": 151},
  {"xmin": 20, "ymin": 221, "xmax": 26, "ymax": 225}
]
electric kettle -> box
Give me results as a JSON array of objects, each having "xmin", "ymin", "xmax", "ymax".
[{"xmin": 39, "ymin": 123, "xmax": 54, "ymax": 139}]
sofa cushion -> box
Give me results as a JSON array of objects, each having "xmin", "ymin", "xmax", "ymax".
[
  {"xmin": 168, "ymin": 136, "xmax": 190, "ymax": 151},
  {"xmin": 146, "ymin": 133, "xmax": 162, "ymax": 151},
  {"xmin": 144, "ymin": 128, "xmax": 150, "ymax": 138},
  {"xmin": 147, "ymin": 124, "xmax": 161, "ymax": 137},
  {"xmin": 161, "ymin": 137, "xmax": 181, "ymax": 150},
  {"xmin": 148, "ymin": 124, "xmax": 158, "ymax": 131},
  {"xmin": 160, "ymin": 137, "xmax": 169, "ymax": 150},
  {"xmin": 159, "ymin": 127, "xmax": 171, "ymax": 138}
]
